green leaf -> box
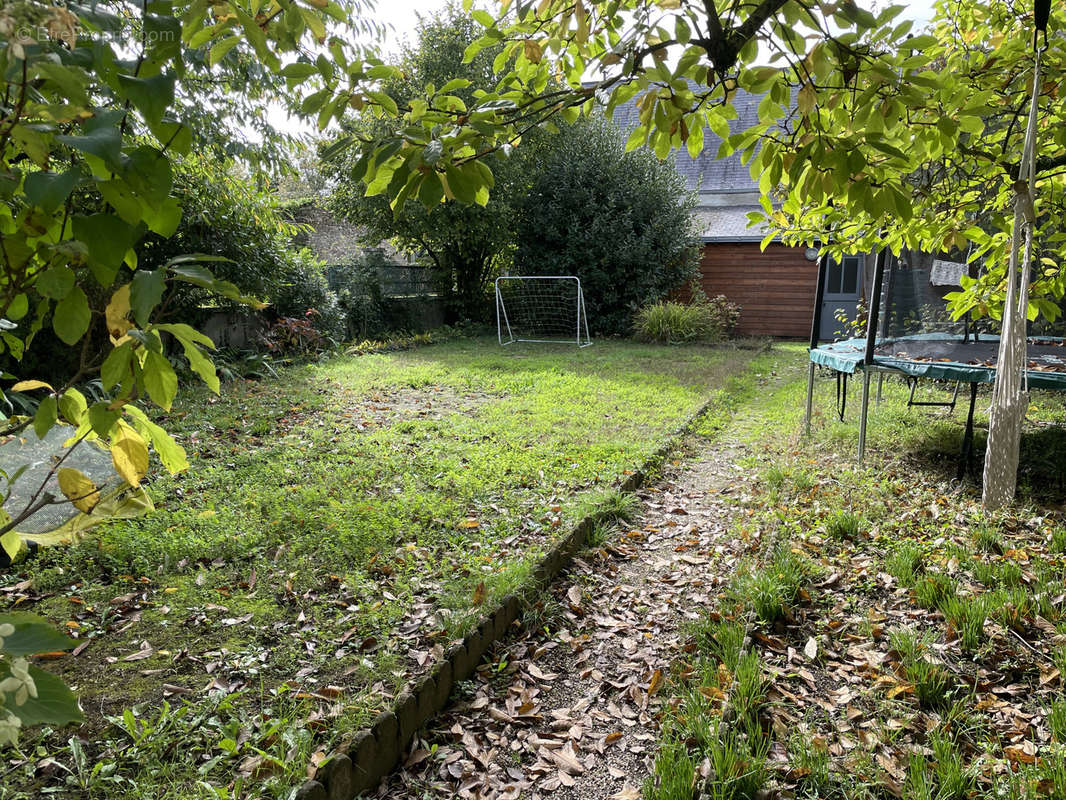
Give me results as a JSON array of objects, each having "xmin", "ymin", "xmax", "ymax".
[
  {"xmin": 142, "ymin": 349, "xmax": 178, "ymax": 410},
  {"xmin": 34, "ymin": 62, "xmax": 89, "ymax": 105},
  {"xmin": 117, "ymin": 73, "xmax": 176, "ymax": 127},
  {"xmin": 129, "ymin": 270, "xmax": 166, "ymax": 327},
  {"xmin": 208, "ymin": 35, "xmax": 241, "ymax": 67},
  {"xmin": 72, "ymin": 214, "xmax": 135, "ymax": 284},
  {"xmin": 100, "ymin": 343, "xmax": 133, "ymax": 391},
  {"xmin": 88, "ymin": 402, "xmax": 121, "ymax": 437},
  {"xmin": 122, "ymin": 146, "xmax": 173, "ymax": 207},
  {"xmin": 2, "ymin": 332, "xmax": 24, "ymax": 361},
  {"xmin": 439, "ymin": 78, "xmax": 472, "ymax": 93},
  {"xmin": 53, "ymin": 288, "xmax": 91, "ymax": 346},
  {"xmin": 56, "ymin": 127, "xmax": 123, "ymax": 170},
  {"xmin": 148, "ymin": 119, "xmax": 193, "ymax": 156},
  {"xmin": 123, "ymin": 406, "xmax": 189, "ymax": 474},
  {"xmin": 145, "ymin": 13, "xmax": 182, "ymax": 61},
  {"xmin": 97, "ymin": 180, "xmax": 145, "ymax": 228},
  {"xmin": 4, "ymin": 664, "xmax": 84, "ymax": 728},
  {"xmin": 0, "ymin": 613, "xmax": 76, "ymax": 656},
  {"xmin": 143, "ymin": 197, "xmax": 182, "ymax": 237},
  {"xmin": 418, "ymin": 171, "xmax": 444, "ymax": 210},
  {"xmin": 58, "ymin": 388, "xmax": 88, "ymax": 426},
  {"xmin": 36, "ymin": 266, "xmax": 75, "ymax": 300},
  {"xmin": 281, "ymin": 62, "xmax": 318, "ymax": 81},
  {"xmin": 6, "ymin": 294, "xmax": 28, "ymax": 321},
  {"xmin": 444, "ymin": 164, "xmax": 479, "ymax": 204},
  {"xmin": 33, "ymin": 395, "xmax": 58, "ymax": 440},
  {"xmin": 23, "ymin": 170, "xmax": 79, "ymax": 214},
  {"xmin": 165, "ymin": 264, "xmax": 216, "ymax": 288},
  {"xmin": 152, "ymin": 322, "xmax": 214, "ymax": 349},
  {"xmin": 366, "ymin": 91, "xmax": 398, "ymax": 116}
]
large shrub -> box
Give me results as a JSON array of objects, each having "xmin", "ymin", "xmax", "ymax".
[
  {"xmin": 138, "ymin": 156, "xmax": 342, "ymax": 338},
  {"xmin": 514, "ymin": 117, "xmax": 701, "ymax": 336}
]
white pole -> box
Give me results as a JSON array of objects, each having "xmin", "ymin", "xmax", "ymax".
[
  {"xmin": 574, "ymin": 278, "xmax": 581, "ymax": 346},
  {"xmin": 495, "ymin": 279, "xmax": 502, "ymax": 345}
]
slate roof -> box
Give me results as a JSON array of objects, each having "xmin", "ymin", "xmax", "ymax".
[
  {"xmin": 604, "ymin": 88, "xmax": 781, "ymax": 243},
  {"xmin": 694, "ymin": 205, "xmax": 770, "ymax": 243},
  {"xmin": 605, "ymin": 88, "xmax": 765, "ymax": 195}
]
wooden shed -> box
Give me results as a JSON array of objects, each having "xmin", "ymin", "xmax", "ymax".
[{"xmin": 697, "ymin": 241, "xmax": 819, "ymax": 338}]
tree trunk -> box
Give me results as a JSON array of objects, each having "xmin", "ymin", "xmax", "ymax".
[
  {"xmin": 981, "ymin": 367, "xmax": 1027, "ymax": 510},
  {"xmin": 981, "ymin": 196, "xmax": 1033, "ymax": 510}
]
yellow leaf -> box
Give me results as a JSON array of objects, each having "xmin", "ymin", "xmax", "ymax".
[
  {"xmin": 523, "ymin": 39, "xmax": 542, "ymax": 64},
  {"xmin": 718, "ymin": 663, "xmax": 733, "ymax": 689},
  {"xmin": 698, "ymin": 685, "xmax": 725, "ymax": 701},
  {"xmin": 648, "ymin": 668, "xmax": 663, "ymax": 696},
  {"xmin": 10, "ymin": 379, "xmax": 53, "ymax": 392},
  {"xmin": 105, "ymin": 284, "xmax": 133, "ymax": 343},
  {"xmin": 57, "ymin": 467, "xmax": 101, "ymax": 513},
  {"xmin": 111, "ymin": 421, "xmax": 149, "ymax": 488},
  {"xmin": 460, "ymin": 517, "xmax": 480, "ymax": 529},
  {"xmin": 1, "ymin": 529, "xmax": 23, "ymax": 562},
  {"xmin": 472, "ymin": 581, "xmax": 486, "ymax": 606}
]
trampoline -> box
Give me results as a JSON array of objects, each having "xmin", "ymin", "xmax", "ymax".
[
  {"xmin": 812, "ymin": 333, "xmax": 1066, "ymax": 389},
  {"xmin": 803, "ymin": 249, "xmax": 1066, "ymax": 477}
]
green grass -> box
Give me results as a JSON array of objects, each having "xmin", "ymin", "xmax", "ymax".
[
  {"xmin": 825, "ymin": 510, "xmax": 863, "ymax": 540},
  {"xmin": 886, "ymin": 541, "xmax": 925, "ymax": 587},
  {"xmin": 650, "ymin": 614, "xmax": 769, "ymax": 800},
  {"xmin": 731, "ymin": 544, "xmax": 814, "ymax": 625},
  {"xmin": 972, "ymin": 524, "xmax": 1003, "ymax": 554},
  {"xmin": 641, "ymin": 348, "xmax": 1066, "ymax": 800},
  {"xmin": 2, "ymin": 337, "xmax": 767, "ymax": 799},
  {"xmin": 913, "ymin": 572, "xmax": 957, "ymax": 610},
  {"xmin": 941, "ymin": 594, "xmax": 990, "ymax": 652},
  {"xmin": 1050, "ymin": 699, "xmax": 1066, "ymax": 743}
]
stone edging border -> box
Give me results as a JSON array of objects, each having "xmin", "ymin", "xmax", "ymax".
[{"xmin": 296, "ymin": 367, "xmax": 757, "ymax": 800}]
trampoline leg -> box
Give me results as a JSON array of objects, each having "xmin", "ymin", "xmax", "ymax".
[
  {"xmin": 804, "ymin": 362, "xmax": 816, "ymax": 436},
  {"xmin": 957, "ymin": 382, "xmax": 979, "ymax": 481},
  {"xmin": 858, "ymin": 371, "xmax": 872, "ymax": 465}
]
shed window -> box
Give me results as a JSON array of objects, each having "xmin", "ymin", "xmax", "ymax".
[{"xmin": 826, "ymin": 256, "xmax": 861, "ymax": 296}]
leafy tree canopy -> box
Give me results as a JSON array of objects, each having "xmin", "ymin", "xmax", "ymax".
[
  {"xmin": 335, "ymin": 0, "xmax": 1063, "ymax": 323},
  {"xmin": 329, "ymin": 4, "xmax": 553, "ymax": 321}
]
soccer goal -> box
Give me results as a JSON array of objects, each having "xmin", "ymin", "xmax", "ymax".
[{"xmin": 495, "ymin": 276, "xmax": 592, "ymax": 347}]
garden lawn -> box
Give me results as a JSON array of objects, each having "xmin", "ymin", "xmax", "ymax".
[
  {"xmin": 647, "ymin": 345, "xmax": 1066, "ymax": 800},
  {"xmin": 1, "ymin": 337, "xmax": 766, "ymax": 800}
]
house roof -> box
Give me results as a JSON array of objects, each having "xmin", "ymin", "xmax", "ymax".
[
  {"xmin": 603, "ymin": 87, "xmax": 791, "ymax": 243},
  {"xmin": 605, "ymin": 88, "xmax": 765, "ymax": 195},
  {"xmin": 695, "ymin": 205, "xmax": 770, "ymax": 243}
]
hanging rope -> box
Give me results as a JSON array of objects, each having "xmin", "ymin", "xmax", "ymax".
[{"xmin": 981, "ymin": 8, "xmax": 1047, "ymax": 508}]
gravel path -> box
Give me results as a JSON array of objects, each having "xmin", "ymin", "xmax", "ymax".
[{"xmin": 374, "ymin": 430, "xmax": 761, "ymax": 800}]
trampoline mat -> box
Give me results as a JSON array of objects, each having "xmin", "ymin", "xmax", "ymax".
[
  {"xmin": 810, "ymin": 334, "xmax": 1066, "ymax": 389},
  {"xmin": 877, "ymin": 337, "xmax": 1066, "ymax": 372}
]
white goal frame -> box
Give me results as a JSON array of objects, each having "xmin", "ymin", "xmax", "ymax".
[{"xmin": 495, "ymin": 276, "xmax": 592, "ymax": 347}]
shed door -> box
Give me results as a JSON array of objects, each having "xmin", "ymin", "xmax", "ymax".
[{"xmin": 820, "ymin": 255, "xmax": 864, "ymax": 341}]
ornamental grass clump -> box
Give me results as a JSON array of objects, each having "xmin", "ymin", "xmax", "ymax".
[{"xmin": 635, "ymin": 287, "xmax": 740, "ymax": 344}]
